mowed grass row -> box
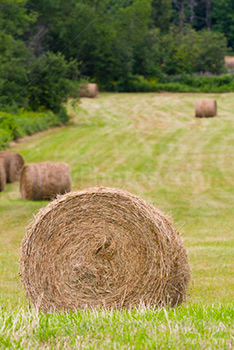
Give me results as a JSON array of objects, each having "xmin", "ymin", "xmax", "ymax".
[{"xmin": 0, "ymin": 93, "xmax": 234, "ymax": 348}]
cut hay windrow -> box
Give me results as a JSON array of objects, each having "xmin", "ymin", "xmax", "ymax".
[
  {"xmin": 0, "ymin": 151, "xmax": 24, "ymax": 183},
  {"xmin": 80, "ymin": 83, "xmax": 98, "ymax": 98},
  {"xmin": 195, "ymin": 99, "xmax": 217, "ymax": 118},
  {"xmin": 20, "ymin": 162, "xmax": 71, "ymax": 201},
  {"xmin": 0, "ymin": 159, "xmax": 6, "ymax": 192},
  {"xmin": 20, "ymin": 186, "xmax": 190, "ymax": 313}
]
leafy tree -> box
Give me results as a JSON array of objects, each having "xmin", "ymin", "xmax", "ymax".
[
  {"xmin": 133, "ymin": 28, "xmax": 162, "ymax": 77},
  {"xmin": 171, "ymin": 0, "xmax": 213, "ymax": 31},
  {"xmin": 0, "ymin": 0, "xmax": 36, "ymax": 37},
  {"xmin": 0, "ymin": 33, "xmax": 32, "ymax": 108},
  {"xmin": 26, "ymin": 0, "xmax": 152, "ymax": 85},
  {"xmin": 0, "ymin": 0, "xmax": 80, "ymax": 113},
  {"xmin": 212, "ymin": 0, "xmax": 234, "ymax": 48},
  {"xmin": 151, "ymin": 0, "xmax": 172, "ymax": 32},
  {"xmin": 0, "ymin": 0, "xmax": 232, "ymax": 100},
  {"xmin": 162, "ymin": 25, "xmax": 227, "ymax": 74},
  {"xmin": 27, "ymin": 52, "xmax": 79, "ymax": 112}
]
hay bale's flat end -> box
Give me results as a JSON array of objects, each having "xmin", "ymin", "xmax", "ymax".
[
  {"xmin": 80, "ymin": 83, "xmax": 98, "ymax": 98},
  {"xmin": 0, "ymin": 151, "xmax": 24, "ymax": 183},
  {"xmin": 195, "ymin": 99, "xmax": 217, "ymax": 118},
  {"xmin": 20, "ymin": 186, "xmax": 190, "ymax": 313},
  {"xmin": 0, "ymin": 159, "xmax": 6, "ymax": 192},
  {"xmin": 20, "ymin": 162, "xmax": 71, "ymax": 201}
]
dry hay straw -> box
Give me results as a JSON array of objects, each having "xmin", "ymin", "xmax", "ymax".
[
  {"xmin": 79, "ymin": 83, "xmax": 98, "ymax": 98},
  {"xmin": 20, "ymin": 186, "xmax": 190, "ymax": 313},
  {"xmin": 0, "ymin": 151, "xmax": 24, "ymax": 183},
  {"xmin": 0, "ymin": 159, "xmax": 6, "ymax": 192},
  {"xmin": 224, "ymin": 56, "xmax": 234, "ymax": 69},
  {"xmin": 20, "ymin": 162, "xmax": 71, "ymax": 201},
  {"xmin": 195, "ymin": 99, "xmax": 217, "ymax": 118}
]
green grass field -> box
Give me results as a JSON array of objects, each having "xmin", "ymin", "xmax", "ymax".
[{"xmin": 0, "ymin": 93, "xmax": 234, "ymax": 349}]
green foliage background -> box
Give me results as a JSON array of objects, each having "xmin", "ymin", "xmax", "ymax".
[
  {"xmin": 0, "ymin": 0, "xmax": 234, "ymax": 144},
  {"xmin": 1, "ymin": 0, "xmax": 234, "ymax": 109}
]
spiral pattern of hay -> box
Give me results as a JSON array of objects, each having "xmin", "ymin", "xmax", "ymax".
[
  {"xmin": 0, "ymin": 151, "xmax": 24, "ymax": 183},
  {"xmin": 20, "ymin": 162, "xmax": 71, "ymax": 201},
  {"xmin": 0, "ymin": 159, "xmax": 6, "ymax": 192},
  {"xmin": 20, "ymin": 187, "xmax": 190, "ymax": 313},
  {"xmin": 80, "ymin": 83, "xmax": 98, "ymax": 98},
  {"xmin": 195, "ymin": 99, "xmax": 217, "ymax": 118}
]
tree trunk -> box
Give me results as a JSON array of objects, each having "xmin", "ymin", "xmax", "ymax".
[
  {"xmin": 189, "ymin": 0, "xmax": 196, "ymax": 24},
  {"xmin": 29, "ymin": 24, "xmax": 48, "ymax": 57},
  {"xmin": 206, "ymin": 0, "xmax": 211, "ymax": 30},
  {"xmin": 179, "ymin": 0, "xmax": 186, "ymax": 32}
]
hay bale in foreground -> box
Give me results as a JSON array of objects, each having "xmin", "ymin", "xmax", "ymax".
[
  {"xmin": 195, "ymin": 99, "xmax": 217, "ymax": 118},
  {"xmin": 20, "ymin": 162, "xmax": 71, "ymax": 200},
  {"xmin": 20, "ymin": 186, "xmax": 190, "ymax": 313},
  {"xmin": 224, "ymin": 56, "xmax": 234, "ymax": 69},
  {"xmin": 0, "ymin": 159, "xmax": 6, "ymax": 192},
  {"xmin": 80, "ymin": 83, "xmax": 98, "ymax": 98},
  {"xmin": 0, "ymin": 151, "xmax": 24, "ymax": 182}
]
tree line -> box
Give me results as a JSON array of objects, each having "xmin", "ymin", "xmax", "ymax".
[{"xmin": 0, "ymin": 0, "xmax": 233, "ymax": 111}]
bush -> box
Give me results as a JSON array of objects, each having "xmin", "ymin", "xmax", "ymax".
[
  {"xmin": 0, "ymin": 113, "xmax": 19, "ymax": 139},
  {"xmin": 27, "ymin": 52, "xmax": 79, "ymax": 113},
  {"xmin": 0, "ymin": 110, "xmax": 61, "ymax": 150},
  {"xmin": 161, "ymin": 26, "xmax": 228, "ymax": 75},
  {"xmin": 106, "ymin": 73, "xmax": 234, "ymax": 93},
  {"xmin": 0, "ymin": 33, "xmax": 32, "ymax": 109},
  {"xmin": 0, "ymin": 128, "xmax": 12, "ymax": 150},
  {"xmin": 162, "ymin": 74, "xmax": 234, "ymax": 92},
  {"xmin": 0, "ymin": 36, "xmax": 79, "ymax": 113}
]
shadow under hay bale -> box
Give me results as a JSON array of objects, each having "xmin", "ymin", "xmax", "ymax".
[
  {"xmin": 79, "ymin": 83, "xmax": 98, "ymax": 98},
  {"xmin": 0, "ymin": 151, "xmax": 24, "ymax": 183},
  {"xmin": 195, "ymin": 99, "xmax": 217, "ymax": 118},
  {"xmin": 20, "ymin": 186, "xmax": 190, "ymax": 313},
  {"xmin": 0, "ymin": 159, "xmax": 6, "ymax": 192},
  {"xmin": 20, "ymin": 162, "xmax": 71, "ymax": 201}
]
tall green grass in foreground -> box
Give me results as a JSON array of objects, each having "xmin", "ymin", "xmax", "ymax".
[
  {"xmin": 1, "ymin": 304, "xmax": 234, "ymax": 349},
  {"xmin": 0, "ymin": 93, "xmax": 234, "ymax": 348}
]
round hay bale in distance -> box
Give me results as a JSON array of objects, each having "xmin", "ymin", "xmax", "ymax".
[
  {"xmin": 0, "ymin": 151, "xmax": 24, "ymax": 183},
  {"xmin": 224, "ymin": 56, "xmax": 234, "ymax": 69},
  {"xmin": 80, "ymin": 83, "xmax": 98, "ymax": 98},
  {"xmin": 0, "ymin": 159, "xmax": 6, "ymax": 192},
  {"xmin": 20, "ymin": 186, "xmax": 190, "ymax": 313},
  {"xmin": 20, "ymin": 162, "xmax": 71, "ymax": 200},
  {"xmin": 195, "ymin": 99, "xmax": 217, "ymax": 118}
]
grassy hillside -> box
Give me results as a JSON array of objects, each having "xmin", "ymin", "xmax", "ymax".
[{"xmin": 0, "ymin": 93, "xmax": 234, "ymax": 348}]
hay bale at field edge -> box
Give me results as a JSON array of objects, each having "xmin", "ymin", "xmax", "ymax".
[
  {"xmin": 0, "ymin": 159, "xmax": 6, "ymax": 192},
  {"xmin": 20, "ymin": 186, "xmax": 190, "ymax": 313},
  {"xmin": 224, "ymin": 56, "xmax": 234, "ymax": 69},
  {"xmin": 80, "ymin": 83, "xmax": 98, "ymax": 98},
  {"xmin": 0, "ymin": 151, "xmax": 24, "ymax": 183},
  {"xmin": 195, "ymin": 99, "xmax": 217, "ymax": 118},
  {"xmin": 20, "ymin": 162, "xmax": 71, "ymax": 200}
]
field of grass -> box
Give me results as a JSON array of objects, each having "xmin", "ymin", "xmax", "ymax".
[{"xmin": 0, "ymin": 93, "xmax": 234, "ymax": 348}]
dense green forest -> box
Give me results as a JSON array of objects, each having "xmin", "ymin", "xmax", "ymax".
[{"xmin": 0, "ymin": 0, "xmax": 234, "ymax": 111}]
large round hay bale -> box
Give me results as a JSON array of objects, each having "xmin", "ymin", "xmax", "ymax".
[
  {"xmin": 0, "ymin": 159, "xmax": 6, "ymax": 192},
  {"xmin": 80, "ymin": 83, "xmax": 98, "ymax": 98},
  {"xmin": 20, "ymin": 162, "xmax": 71, "ymax": 200},
  {"xmin": 195, "ymin": 99, "xmax": 217, "ymax": 118},
  {"xmin": 224, "ymin": 56, "xmax": 234, "ymax": 69},
  {"xmin": 0, "ymin": 151, "xmax": 24, "ymax": 183},
  {"xmin": 20, "ymin": 187, "xmax": 190, "ymax": 313}
]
